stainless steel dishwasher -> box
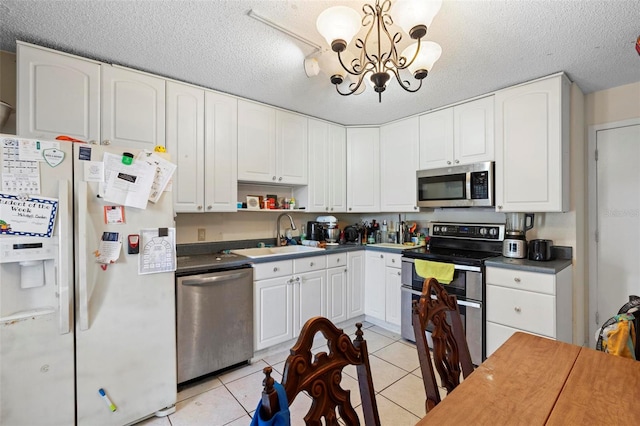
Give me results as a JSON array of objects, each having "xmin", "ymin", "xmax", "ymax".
[{"xmin": 176, "ymin": 264, "xmax": 253, "ymax": 384}]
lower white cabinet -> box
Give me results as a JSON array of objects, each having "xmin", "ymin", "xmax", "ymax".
[
  {"xmin": 365, "ymin": 251, "xmax": 402, "ymax": 326},
  {"xmin": 347, "ymin": 250, "xmax": 366, "ymax": 318},
  {"xmin": 254, "ymin": 250, "xmax": 368, "ymax": 351},
  {"xmin": 485, "ymin": 264, "xmax": 572, "ymax": 356},
  {"xmin": 326, "ymin": 254, "xmax": 348, "ymax": 325}
]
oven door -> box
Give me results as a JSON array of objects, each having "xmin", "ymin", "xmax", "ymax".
[{"xmin": 401, "ymin": 285, "xmax": 483, "ymax": 366}]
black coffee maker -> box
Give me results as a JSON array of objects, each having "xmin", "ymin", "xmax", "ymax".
[{"xmin": 307, "ymin": 221, "xmax": 325, "ymax": 241}]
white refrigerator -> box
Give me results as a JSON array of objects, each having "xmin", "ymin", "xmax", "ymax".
[{"xmin": 0, "ymin": 135, "xmax": 177, "ymax": 425}]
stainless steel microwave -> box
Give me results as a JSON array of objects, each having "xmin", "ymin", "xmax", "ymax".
[{"xmin": 416, "ymin": 161, "xmax": 494, "ymax": 208}]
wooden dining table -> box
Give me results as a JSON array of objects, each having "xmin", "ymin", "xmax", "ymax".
[{"xmin": 415, "ymin": 331, "xmax": 640, "ymax": 425}]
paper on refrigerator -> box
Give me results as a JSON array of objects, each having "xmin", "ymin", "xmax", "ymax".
[
  {"xmin": 1, "ymin": 137, "xmax": 40, "ymax": 194},
  {"xmin": 138, "ymin": 228, "xmax": 176, "ymax": 275},
  {"xmin": 101, "ymin": 153, "xmax": 155, "ymax": 209},
  {"xmin": 136, "ymin": 152, "xmax": 176, "ymax": 203}
]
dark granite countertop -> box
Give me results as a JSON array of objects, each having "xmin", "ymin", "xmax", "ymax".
[{"xmin": 484, "ymin": 245, "xmax": 573, "ymax": 274}]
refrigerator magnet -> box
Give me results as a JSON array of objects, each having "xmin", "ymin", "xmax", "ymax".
[
  {"xmin": 128, "ymin": 234, "xmax": 140, "ymax": 254},
  {"xmin": 103, "ymin": 205, "xmax": 125, "ymax": 224}
]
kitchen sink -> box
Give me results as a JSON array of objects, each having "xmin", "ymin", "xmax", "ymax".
[{"xmin": 230, "ymin": 245, "xmax": 325, "ymax": 259}]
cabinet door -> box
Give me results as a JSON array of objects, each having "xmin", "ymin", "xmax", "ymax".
[
  {"xmin": 276, "ymin": 110, "xmax": 307, "ymax": 185},
  {"xmin": 17, "ymin": 43, "xmax": 100, "ymax": 142},
  {"xmin": 306, "ymin": 119, "xmax": 330, "ymax": 212},
  {"xmin": 306, "ymin": 120, "xmax": 346, "ymax": 213},
  {"xmin": 166, "ymin": 81, "xmax": 204, "ymax": 213},
  {"xmin": 418, "ymin": 108, "xmax": 454, "ymax": 169},
  {"xmin": 255, "ymin": 276, "xmax": 293, "ymax": 350},
  {"xmin": 204, "ymin": 91, "xmax": 238, "ymax": 212},
  {"xmin": 454, "ymin": 96, "xmax": 494, "ymax": 165},
  {"xmin": 348, "ymin": 251, "xmax": 366, "ymax": 318},
  {"xmin": 101, "ymin": 65, "xmax": 165, "ymax": 149},
  {"xmin": 237, "ymin": 100, "xmax": 276, "ymax": 182},
  {"xmin": 293, "ymin": 271, "xmax": 326, "ymax": 337},
  {"xmin": 327, "ymin": 267, "xmax": 348, "ymax": 324},
  {"xmin": 495, "ymin": 75, "xmax": 570, "ymax": 212},
  {"xmin": 364, "ymin": 252, "xmax": 386, "ymax": 320},
  {"xmin": 380, "ymin": 117, "xmax": 419, "ymax": 212},
  {"xmin": 347, "ymin": 128, "xmax": 380, "ymax": 212},
  {"xmin": 385, "ymin": 266, "xmax": 402, "ymax": 326},
  {"xmin": 328, "ymin": 124, "xmax": 347, "ymax": 212}
]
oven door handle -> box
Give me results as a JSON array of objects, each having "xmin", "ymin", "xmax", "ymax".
[
  {"xmin": 401, "ymin": 285, "xmax": 482, "ymax": 309},
  {"xmin": 401, "ymin": 258, "xmax": 482, "ymax": 273}
]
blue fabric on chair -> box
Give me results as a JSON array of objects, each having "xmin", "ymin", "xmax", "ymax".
[{"xmin": 250, "ymin": 381, "xmax": 291, "ymax": 426}]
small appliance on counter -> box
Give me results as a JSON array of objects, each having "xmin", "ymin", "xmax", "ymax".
[
  {"xmin": 528, "ymin": 239, "xmax": 554, "ymax": 261},
  {"xmin": 343, "ymin": 225, "xmax": 360, "ymax": 244},
  {"xmin": 503, "ymin": 213, "xmax": 534, "ymax": 258},
  {"xmin": 317, "ymin": 215, "xmax": 339, "ymax": 245},
  {"xmin": 307, "ymin": 221, "xmax": 324, "ymax": 242}
]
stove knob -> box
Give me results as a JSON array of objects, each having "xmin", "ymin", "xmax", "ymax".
[
  {"xmin": 433, "ymin": 226, "xmax": 440, "ymax": 233},
  {"xmin": 479, "ymin": 228, "xmax": 487, "ymax": 235},
  {"xmin": 441, "ymin": 226, "xmax": 448, "ymax": 233},
  {"xmin": 489, "ymin": 228, "xmax": 498, "ymax": 236}
]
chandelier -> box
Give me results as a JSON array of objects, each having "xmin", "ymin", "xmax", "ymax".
[{"xmin": 316, "ymin": 0, "xmax": 442, "ymax": 102}]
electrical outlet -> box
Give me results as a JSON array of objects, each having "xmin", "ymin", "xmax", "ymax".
[{"xmin": 197, "ymin": 228, "xmax": 206, "ymax": 241}]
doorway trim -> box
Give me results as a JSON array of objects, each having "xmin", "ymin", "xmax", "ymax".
[{"xmin": 587, "ymin": 117, "xmax": 640, "ymax": 345}]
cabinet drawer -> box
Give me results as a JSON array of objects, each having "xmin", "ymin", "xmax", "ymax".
[
  {"xmin": 326, "ymin": 253, "xmax": 347, "ymax": 269},
  {"xmin": 294, "ymin": 255, "xmax": 327, "ymax": 274},
  {"xmin": 385, "ymin": 253, "xmax": 402, "ymax": 268},
  {"xmin": 486, "ymin": 266, "xmax": 555, "ymax": 295},
  {"xmin": 486, "ymin": 322, "xmax": 548, "ymax": 357},
  {"xmin": 487, "ymin": 285, "xmax": 556, "ymax": 337},
  {"xmin": 253, "ymin": 260, "xmax": 293, "ymax": 280}
]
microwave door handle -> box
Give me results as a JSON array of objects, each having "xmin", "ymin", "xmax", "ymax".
[{"xmin": 466, "ymin": 173, "xmax": 472, "ymax": 200}]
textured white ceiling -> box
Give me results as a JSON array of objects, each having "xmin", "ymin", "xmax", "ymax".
[{"xmin": 1, "ymin": 0, "xmax": 639, "ymax": 126}]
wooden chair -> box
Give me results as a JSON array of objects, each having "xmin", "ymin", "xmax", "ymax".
[
  {"xmin": 412, "ymin": 277, "xmax": 474, "ymax": 414},
  {"xmin": 258, "ymin": 316, "xmax": 380, "ymax": 425}
]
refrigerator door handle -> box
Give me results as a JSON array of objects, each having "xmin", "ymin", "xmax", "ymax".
[
  {"xmin": 78, "ymin": 182, "xmax": 90, "ymax": 331},
  {"xmin": 58, "ymin": 179, "xmax": 72, "ymax": 334}
]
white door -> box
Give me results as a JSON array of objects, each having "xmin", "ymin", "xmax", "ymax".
[
  {"xmin": 348, "ymin": 251, "xmax": 365, "ymax": 318},
  {"xmin": 17, "ymin": 42, "xmax": 101, "ymax": 142},
  {"xmin": 73, "ymin": 144, "xmax": 176, "ymax": 425},
  {"xmin": 166, "ymin": 81, "xmax": 204, "ymax": 213},
  {"xmin": 380, "ymin": 117, "xmax": 419, "ymax": 212},
  {"xmin": 237, "ymin": 101, "xmax": 276, "ymax": 183},
  {"xmin": 385, "ymin": 266, "xmax": 402, "ymax": 326},
  {"xmin": 418, "ymin": 108, "xmax": 454, "ymax": 169},
  {"xmin": 328, "ymin": 124, "xmax": 347, "ymax": 212},
  {"xmin": 591, "ymin": 122, "xmax": 640, "ymax": 344},
  {"xmin": 101, "ymin": 65, "xmax": 166, "ymax": 149},
  {"xmin": 306, "ymin": 119, "xmax": 329, "ymax": 212},
  {"xmin": 0, "ymin": 137, "xmax": 75, "ymax": 425},
  {"xmin": 204, "ymin": 91, "xmax": 238, "ymax": 212}
]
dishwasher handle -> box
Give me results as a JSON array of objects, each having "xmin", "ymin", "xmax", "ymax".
[{"xmin": 181, "ymin": 270, "xmax": 251, "ymax": 287}]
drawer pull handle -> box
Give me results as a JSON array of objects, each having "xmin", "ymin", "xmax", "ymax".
[
  {"xmin": 391, "ymin": 258, "xmax": 396, "ymax": 263},
  {"xmin": 397, "ymin": 271, "xmax": 401, "ymax": 276},
  {"xmin": 514, "ymin": 307, "xmax": 522, "ymax": 313},
  {"xmin": 514, "ymin": 277, "xmax": 521, "ymax": 283},
  {"xmin": 310, "ymin": 262, "xmax": 314, "ymax": 267},
  {"xmin": 273, "ymin": 267, "xmax": 279, "ymax": 272},
  {"xmin": 380, "ymin": 254, "xmax": 384, "ymax": 258}
]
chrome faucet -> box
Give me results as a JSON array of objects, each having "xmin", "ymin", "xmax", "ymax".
[{"xmin": 276, "ymin": 213, "xmax": 297, "ymax": 246}]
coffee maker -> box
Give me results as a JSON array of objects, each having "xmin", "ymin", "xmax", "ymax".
[
  {"xmin": 306, "ymin": 221, "xmax": 324, "ymax": 242},
  {"xmin": 503, "ymin": 213, "xmax": 534, "ymax": 258}
]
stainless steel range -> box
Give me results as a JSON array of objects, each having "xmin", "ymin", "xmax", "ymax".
[{"xmin": 401, "ymin": 222, "xmax": 504, "ymax": 365}]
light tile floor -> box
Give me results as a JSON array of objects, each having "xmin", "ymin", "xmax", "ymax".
[{"xmin": 137, "ymin": 321, "xmax": 448, "ymax": 426}]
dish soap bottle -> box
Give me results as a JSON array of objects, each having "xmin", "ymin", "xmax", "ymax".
[{"xmin": 289, "ymin": 197, "xmax": 296, "ymax": 210}]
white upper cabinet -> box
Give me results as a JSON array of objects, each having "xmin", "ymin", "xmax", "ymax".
[
  {"xmin": 166, "ymin": 81, "xmax": 204, "ymax": 212},
  {"xmin": 101, "ymin": 65, "xmax": 166, "ymax": 150},
  {"xmin": 303, "ymin": 119, "xmax": 346, "ymax": 213},
  {"xmin": 347, "ymin": 127, "xmax": 380, "ymax": 212},
  {"xmin": 380, "ymin": 117, "xmax": 419, "ymax": 212},
  {"xmin": 203, "ymin": 91, "xmax": 238, "ymax": 212},
  {"xmin": 17, "ymin": 42, "xmax": 101, "ymax": 141},
  {"xmin": 166, "ymin": 81, "xmax": 238, "ymax": 213},
  {"xmin": 237, "ymin": 101, "xmax": 308, "ymax": 185},
  {"xmin": 494, "ymin": 74, "xmax": 570, "ymax": 212},
  {"xmin": 419, "ymin": 96, "xmax": 494, "ymax": 169}
]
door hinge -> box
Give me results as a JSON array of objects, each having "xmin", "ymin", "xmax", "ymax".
[
  {"xmin": 596, "ymin": 311, "xmax": 600, "ymax": 326},
  {"xmin": 595, "ymin": 229, "xmax": 599, "ymax": 243},
  {"xmin": 595, "ymin": 149, "xmax": 598, "ymax": 161}
]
